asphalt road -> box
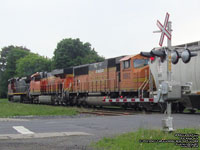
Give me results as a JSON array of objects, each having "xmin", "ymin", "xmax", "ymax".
[{"xmin": 0, "ymin": 113, "xmax": 199, "ymax": 150}]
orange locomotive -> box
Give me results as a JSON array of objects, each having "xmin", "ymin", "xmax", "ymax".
[
  {"xmin": 73, "ymin": 54, "xmax": 149, "ymax": 95},
  {"xmin": 8, "ymin": 54, "xmax": 151, "ymax": 108},
  {"xmin": 29, "ymin": 68, "xmax": 74, "ymax": 104}
]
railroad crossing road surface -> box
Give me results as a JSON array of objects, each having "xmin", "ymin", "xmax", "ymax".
[{"xmin": 0, "ymin": 113, "xmax": 199, "ymax": 150}]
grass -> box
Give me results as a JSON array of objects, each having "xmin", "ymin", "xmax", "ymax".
[
  {"xmin": 93, "ymin": 128, "xmax": 200, "ymax": 150},
  {"xmin": 184, "ymin": 109, "xmax": 200, "ymax": 113},
  {"xmin": 0, "ymin": 99, "xmax": 79, "ymax": 117}
]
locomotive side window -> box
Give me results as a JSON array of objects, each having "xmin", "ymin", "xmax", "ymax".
[
  {"xmin": 133, "ymin": 59, "xmax": 148, "ymax": 68},
  {"xmin": 123, "ymin": 60, "xmax": 130, "ymax": 69}
]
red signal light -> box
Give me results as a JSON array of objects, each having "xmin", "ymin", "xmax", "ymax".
[{"xmin": 150, "ymin": 57, "xmax": 155, "ymax": 61}]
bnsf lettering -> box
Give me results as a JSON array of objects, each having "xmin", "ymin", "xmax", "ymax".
[{"xmin": 96, "ymin": 69, "xmax": 104, "ymax": 73}]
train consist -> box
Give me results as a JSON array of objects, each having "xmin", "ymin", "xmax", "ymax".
[
  {"xmin": 8, "ymin": 41, "xmax": 200, "ymax": 113},
  {"xmin": 8, "ymin": 54, "xmax": 156, "ymax": 109}
]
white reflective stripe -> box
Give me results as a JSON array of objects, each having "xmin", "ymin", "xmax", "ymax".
[
  {"xmin": 164, "ymin": 13, "xmax": 169, "ymax": 27},
  {"xmin": 159, "ymin": 32, "xmax": 165, "ymax": 46},
  {"xmin": 135, "ymin": 98, "xmax": 140, "ymax": 102},
  {"xmin": 144, "ymin": 98, "xmax": 150, "ymax": 102},
  {"xmin": 163, "ymin": 29, "xmax": 171, "ymax": 39},
  {"xmin": 104, "ymin": 98, "xmax": 154, "ymax": 103},
  {"xmin": 157, "ymin": 20, "xmax": 171, "ymax": 40},
  {"xmin": 157, "ymin": 20, "xmax": 164, "ymax": 30},
  {"xmin": 13, "ymin": 126, "xmax": 34, "ymax": 134}
]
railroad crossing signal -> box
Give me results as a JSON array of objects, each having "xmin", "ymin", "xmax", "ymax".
[
  {"xmin": 157, "ymin": 12, "xmax": 171, "ymax": 47},
  {"xmin": 142, "ymin": 12, "xmax": 197, "ymax": 132}
]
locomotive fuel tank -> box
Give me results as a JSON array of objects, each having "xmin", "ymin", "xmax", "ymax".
[
  {"xmin": 13, "ymin": 96, "xmax": 21, "ymax": 102},
  {"xmin": 85, "ymin": 96, "xmax": 111, "ymax": 106},
  {"xmin": 38, "ymin": 95, "xmax": 52, "ymax": 104}
]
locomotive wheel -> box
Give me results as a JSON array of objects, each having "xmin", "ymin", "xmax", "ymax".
[
  {"xmin": 51, "ymin": 99, "xmax": 56, "ymax": 105},
  {"xmin": 178, "ymin": 103, "xmax": 185, "ymax": 113},
  {"xmin": 29, "ymin": 98, "xmax": 33, "ymax": 104},
  {"xmin": 20, "ymin": 97, "xmax": 23, "ymax": 103},
  {"xmin": 8, "ymin": 96, "xmax": 13, "ymax": 102},
  {"xmin": 76, "ymin": 99, "xmax": 81, "ymax": 107},
  {"xmin": 122, "ymin": 105, "xmax": 127, "ymax": 110},
  {"xmin": 70, "ymin": 96, "xmax": 77, "ymax": 106},
  {"xmin": 80, "ymin": 101, "xmax": 87, "ymax": 107},
  {"xmin": 189, "ymin": 109, "xmax": 196, "ymax": 114},
  {"xmin": 86, "ymin": 104, "xmax": 92, "ymax": 108}
]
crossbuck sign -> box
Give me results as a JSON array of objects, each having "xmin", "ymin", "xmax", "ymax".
[{"xmin": 157, "ymin": 12, "xmax": 171, "ymax": 47}]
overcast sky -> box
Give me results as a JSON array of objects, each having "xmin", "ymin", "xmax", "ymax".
[{"xmin": 0, "ymin": 0, "xmax": 200, "ymax": 58}]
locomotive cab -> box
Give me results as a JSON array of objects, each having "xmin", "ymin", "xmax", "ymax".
[
  {"xmin": 8, "ymin": 77, "xmax": 30, "ymax": 102},
  {"xmin": 30, "ymin": 72, "xmax": 42, "ymax": 95},
  {"xmin": 119, "ymin": 54, "xmax": 149, "ymax": 97}
]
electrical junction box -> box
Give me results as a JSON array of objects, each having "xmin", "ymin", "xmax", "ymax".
[
  {"xmin": 162, "ymin": 117, "xmax": 174, "ymax": 132},
  {"xmin": 161, "ymin": 81, "xmax": 181, "ymax": 101}
]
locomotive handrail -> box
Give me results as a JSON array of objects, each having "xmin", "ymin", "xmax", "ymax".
[
  {"xmin": 141, "ymin": 79, "xmax": 149, "ymax": 98},
  {"xmin": 138, "ymin": 78, "xmax": 148, "ymax": 98},
  {"xmin": 138, "ymin": 69, "xmax": 149, "ymax": 98}
]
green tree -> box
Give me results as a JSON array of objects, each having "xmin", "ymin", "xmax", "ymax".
[
  {"xmin": 6, "ymin": 48, "xmax": 30, "ymax": 77},
  {"xmin": 52, "ymin": 38, "xmax": 104, "ymax": 69},
  {"xmin": 16, "ymin": 53, "xmax": 51, "ymax": 77},
  {"xmin": 0, "ymin": 46, "xmax": 30, "ymax": 97}
]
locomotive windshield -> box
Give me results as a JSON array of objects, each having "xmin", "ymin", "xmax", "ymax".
[{"xmin": 133, "ymin": 59, "xmax": 149, "ymax": 68}]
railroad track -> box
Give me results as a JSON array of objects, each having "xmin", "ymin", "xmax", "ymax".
[
  {"xmin": 80, "ymin": 110, "xmax": 136, "ymax": 116},
  {"xmin": 80, "ymin": 106, "xmax": 160, "ymax": 116}
]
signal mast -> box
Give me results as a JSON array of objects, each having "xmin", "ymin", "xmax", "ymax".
[
  {"xmin": 155, "ymin": 12, "xmax": 174, "ymax": 132},
  {"xmin": 141, "ymin": 12, "xmax": 197, "ymax": 131}
]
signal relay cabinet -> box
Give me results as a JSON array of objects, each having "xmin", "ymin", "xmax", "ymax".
[{"xmin": 161, "ymin": 81, "xmax": 182, "ymax": 101}]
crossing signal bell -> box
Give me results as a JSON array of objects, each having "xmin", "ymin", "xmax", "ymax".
[{"xmin": 171, "ymin": 49, "xmax": 197, "ymax": 64}]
